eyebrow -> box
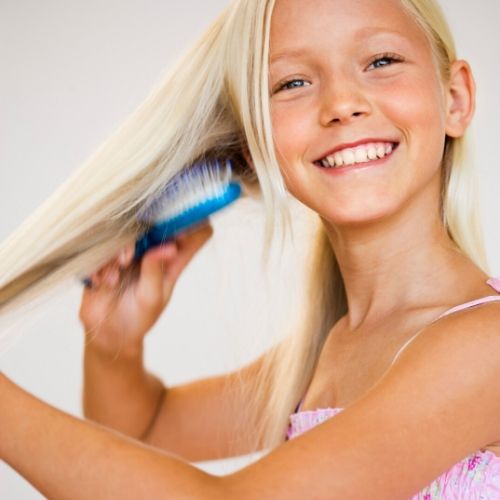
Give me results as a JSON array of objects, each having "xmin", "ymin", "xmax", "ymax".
[
  {"xmin": 269, "ymin": 48, "xmax": 313, "ymax": 65},
  {"xmin": 269, "ymin": 28, "xmax": 411, "ymax": 65}
]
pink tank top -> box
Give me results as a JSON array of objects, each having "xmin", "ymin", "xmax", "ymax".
[{"xmin": 287, "ymin": 277, "xmax": 500, "ymax": 499}]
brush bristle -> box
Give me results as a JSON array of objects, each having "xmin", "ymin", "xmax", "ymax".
[{"xmin": 137, "ymin": 159, "xmax": 233, "ymax": 223}]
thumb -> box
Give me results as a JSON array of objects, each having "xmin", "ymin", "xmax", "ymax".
[{"xmin": 136, "ymin": 242, "xmax": 178, "ymax": 307}]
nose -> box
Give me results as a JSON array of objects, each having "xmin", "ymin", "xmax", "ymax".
[{"xmin": 319, "ymin": 75, "xmax": 372, "ymax": 126}]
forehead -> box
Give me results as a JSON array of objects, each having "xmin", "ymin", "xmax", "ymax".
[{"xmin": 270, "ymin": 0, "xmax": 429, "ymax": 57}]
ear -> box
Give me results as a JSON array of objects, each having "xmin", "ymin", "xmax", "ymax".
[
  {"xmin": 237, "ymin": 140, "xmax": 261, "ymax": 198},
  {"xmin": 444, "ymin": 60, "xmax": 476, "ymax": 138},
  {"xmin": 241, "ymin": 142, "xmax": 256, "ymax": 172}
]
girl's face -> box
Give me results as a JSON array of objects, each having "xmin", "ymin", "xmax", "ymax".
[{"xmin": 269, "ymin": 0, "xmax": 453, "ymax": 229}]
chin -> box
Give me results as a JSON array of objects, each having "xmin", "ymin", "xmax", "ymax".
[{"xmin": 318, "ymin": 201, "xmax": 400, "ymax": 229}]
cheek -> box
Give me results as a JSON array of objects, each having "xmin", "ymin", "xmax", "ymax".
[
  {"xmin": 271, "ymin": 102, "xmax": 314, "ymax": 167},
  {"xmin": 379, "ymin": 72, "xmax": 446, "ymax": 132},
  {"xmin": 379, "ymin": 73, "xmax": 447, "ymax": 172}
]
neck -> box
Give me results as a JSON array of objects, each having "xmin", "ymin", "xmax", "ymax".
[{"xmin": 322, "ymin": 198, "xmax": 485, "ymax": 329}]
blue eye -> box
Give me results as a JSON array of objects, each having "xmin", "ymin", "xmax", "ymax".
[
  {"xmin": 368, "ymin": 53, "xmax": 403, "ymax": 70},
  {"xmin": 274, "ymin": 79, "xmax": 310, "ymax": 93}
]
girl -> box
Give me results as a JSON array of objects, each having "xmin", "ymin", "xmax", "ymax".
[{"xmin": 1, "ymin": 0, "xmax": 500, "ymax": 498}]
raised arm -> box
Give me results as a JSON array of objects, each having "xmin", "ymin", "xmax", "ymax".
[
  {"xmin": 83, "ymin": 343, "xmax": 269, "ymax": 461},
  {"xmin": 80, "ymin": 223, "xmax": 269, "ymax": 461}
]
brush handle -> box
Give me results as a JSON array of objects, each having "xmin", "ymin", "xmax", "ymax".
[
  {"xmin": 133, "ymin": 225, "xmax": 184, "ymax": 261},
  {"xmin": 81, "ymin": 182, "xmax": 241, "ymax": 288},
  {"xmin": 134, "ymin": 182, "xmax": 241, "ymax": 260}
]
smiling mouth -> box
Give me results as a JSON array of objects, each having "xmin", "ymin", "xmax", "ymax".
[{"xmin": 314, "ymin": 142, "xmax": 399, "ymax": 169}]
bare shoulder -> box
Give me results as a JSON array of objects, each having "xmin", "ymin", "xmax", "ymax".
[
  {"xmin": 436, "ymin": 297, "xmax": 500, "ymax": 331},
  {"xmin": 407, "ymin": 299, "xmax": 500, "ymax": 371},
  {"xmin": 225, "ymin": 301, "xmax": 500, "ymax": 499},
  {"xmin": 386, "ymin": 300, "xmax": 500, "ymax": 423}
]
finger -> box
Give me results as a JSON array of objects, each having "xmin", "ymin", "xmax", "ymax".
[
  {"xmin": 136, "ymin": 242, "xmax": 178, "ymax": 306},
  {"xmin": 94, "ymin": 264, "xmax": 113, "ymax": 288},
  {"xmin": 154, "ymin": 233, "xmax": 208, "ymax": 293},
  {"xmin": 170, "ymin": 224, "xmax": 213, "ymax": 270},
  {"xmin": 175, "ymin": 226, "xmax": 213, "ymax": 261},
  {"xmin": 118, "ymin": 243, "xmax": 136, "ymax": 268},
  {"xmin": 100, "ymin": 245, "xmax": 137, "ymax": 292},
  {"xmin": 80, "ymin": 274, "xmax": 116, "ymax": 320},
  {"xmin": 88, "ymin": 271, "xmax": 102, "ymax": 288},
  {"xmin": 177, "ymin": 222, "xmax": 213, "ymax": 242},
  {"xmin": 103, "ymin": 265, "xmax": 121, "ymax": 288},
  {"xmin": 85, "ymin": 239, "xmax": 135, "ymax": 284},
  {"xmin": 96, "ymin": 257, "xmax": 120, "ymax": 283}
]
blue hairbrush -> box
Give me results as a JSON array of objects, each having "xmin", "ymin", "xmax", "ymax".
[{"xmin": 81, "ymin": 159, "xmax": 241, "ymax": 287}]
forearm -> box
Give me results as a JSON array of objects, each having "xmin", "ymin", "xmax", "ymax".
[
  {"xmin": 0, "ymin": 372, "xmax": 221, "ymax": 500},
  {"xmin": 83, "ymin": 342, "xmax": 164, "ymax": 439}
]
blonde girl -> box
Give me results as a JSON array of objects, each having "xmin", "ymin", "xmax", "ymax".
[{"xmin": 1, "ymin": 0, "xmax": 500, "ymax": 498}]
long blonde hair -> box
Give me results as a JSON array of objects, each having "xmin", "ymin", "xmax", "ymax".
[
  {"xmin": 0, "ymin": 0, "xmax": 487, "ymax": 451},
  {"xmin": 0, "ymin": 0, "xmax": 286, "ymax": 317}
]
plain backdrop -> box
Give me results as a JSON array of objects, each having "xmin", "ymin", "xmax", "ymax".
[{"xmin": 0, "ymin": 1, "xmax": 499, "ymax": 497}]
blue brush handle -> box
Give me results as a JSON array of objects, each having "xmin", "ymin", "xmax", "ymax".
[
  {"xmin": 133, "ymin": 182, "xmax": 241, "ymax": 260},
  {"xmin": 81, "ymin": 182, "xmax": 241, "ymax": 287}
]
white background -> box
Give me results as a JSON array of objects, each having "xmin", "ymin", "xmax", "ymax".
[{"xmin": 0, "ymin": 1, "xmax": 499, "ymax": 498}]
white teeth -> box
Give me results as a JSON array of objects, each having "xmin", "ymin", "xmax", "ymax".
[
  {"xmin": 334, "ymin": 152, "xmax": 344, "ymax": 167},
  {"xmin": 343, "ymin": 150, "xmax": 355, "ymax": 165},
  {"xmin": 367, "ymin": 146, "xmax": 378, "ymax": 160},
  {"xmin": 318, "ymin": 141, "xmax": 396, "ymax": 169},
  {"xmin": 355, "ymin": 148, "xmax": 368, "ymax": 163}
]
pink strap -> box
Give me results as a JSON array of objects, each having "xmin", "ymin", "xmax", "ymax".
[
  {"xmin": 437, "ymin": 295, "xmax": 500, "ymax": 320},
  {"xmin": 391, "ymin": 277, "xmax": 500, "ymax": 365},
  {"xmin": 487, "ymin": 277, "xmax": 500, "ymax": 292},
  {"xmin": 297, "ymin": 278, "xmax": 500, "ymax": 411},
  {"xmin": 436, "ymin": 277, "xmax": 500, "ymax": 320}
]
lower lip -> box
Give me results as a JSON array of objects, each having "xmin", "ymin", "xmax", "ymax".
[{"xmin": 315, "ymin": 144, "xmax": 399, "ymax": 175}]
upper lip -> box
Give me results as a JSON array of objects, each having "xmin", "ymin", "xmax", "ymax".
[{"xmin": 314, "ymin": 138, "xmax": 400, "ymax": 162}]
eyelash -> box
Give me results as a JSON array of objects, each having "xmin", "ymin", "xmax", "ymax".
[
  {"xmin": 274, "ymin": 79, "xmax": 309, "ymax": 93},
  {"xmin": 273, "ymin": 52, "xmax": 404, "ymax": 94},
  {"xmin": 367, "ymin": 52, "xmax": 404, "ymax": 69}
]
